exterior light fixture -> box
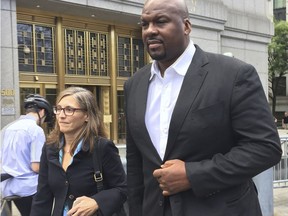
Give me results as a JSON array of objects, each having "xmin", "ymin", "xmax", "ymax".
[{"xmin": 18, "ymin": 45, "xmax": 31, "ymax": 54}]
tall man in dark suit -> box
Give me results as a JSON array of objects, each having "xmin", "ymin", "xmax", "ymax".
[{"xmin": 124, "ymin": 0, "xmax": 282, "ymax": 215}]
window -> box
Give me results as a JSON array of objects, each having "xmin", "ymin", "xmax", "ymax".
[
  {"xmin": 65, "ymin": 29, "xmax": 86, "ymax": 75},
  {"xmin": 35, "ymin": 26, "xmax": 55, "ymax": 73},
  {"xmin": 118, "ymin": 36, "xmax": 145, "ymax": 77},
  {"xmin": 17, "ymin": 23, "xmax": 55, "ymax": 73},
  {"xmin": 65, "ymin": 29, "xmax": 109, "ymax": 76},
  {"xmin": 133, "ymin": 38, "xmax": 145, "ymax": 73},
  {"xmin": 89, "ymin": 33, "xmax": 108, "ymax": 76}
]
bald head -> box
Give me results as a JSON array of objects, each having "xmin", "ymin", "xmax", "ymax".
[
  {"xmin": 143, "ymin": 0, "xmax": 189, "ymax": 19},
  {"xmin": 141, "ymin": 0, "xmax": 192, "ymax": 71}
]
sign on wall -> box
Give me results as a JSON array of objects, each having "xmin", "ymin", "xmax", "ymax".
[{"xmin": 1, "ymin": 89, "xmax": 16, "ymax": 115}]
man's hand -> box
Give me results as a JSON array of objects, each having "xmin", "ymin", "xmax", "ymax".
[
  {"xmin": 67, "ymin": 196, "xmax": 98, "ymax": 216},
  {"xmin": 153, "ymin": 159, "xmax": 191, "ymax": 196}
]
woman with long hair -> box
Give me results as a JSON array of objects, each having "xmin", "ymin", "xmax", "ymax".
[{"xmin": 30, "ymin": 87, "xmax": 127, "ymax": 216}]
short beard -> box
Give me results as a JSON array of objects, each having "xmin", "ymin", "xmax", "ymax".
[{"xmin": 149, "ymin": 52, "xmax": 166, "ymax": 61}]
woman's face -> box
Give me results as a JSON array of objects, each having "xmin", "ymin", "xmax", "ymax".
[{"xmin": 56, "ymin": 95, "xmax": 88, "ymax": 137}]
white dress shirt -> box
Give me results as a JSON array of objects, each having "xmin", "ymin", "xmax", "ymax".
[{"xmin": 145, "ymin": 40, "xmax": 196, "ymax": 160}]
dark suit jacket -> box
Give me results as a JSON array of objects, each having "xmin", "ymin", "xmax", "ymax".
[
  {"xmin": 124, "ymin": 45, "xmax": 282, "ymax": 216},
  {"xmin": 30, "ymin": 138, "xmax": 127, "ymax": 216}
]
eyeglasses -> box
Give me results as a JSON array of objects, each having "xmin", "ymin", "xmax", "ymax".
[{"xmin": 53, "ymin": 106, "xmax": 86, "ymax": 116}]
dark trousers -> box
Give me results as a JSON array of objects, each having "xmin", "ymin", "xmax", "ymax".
[{"xmin": 13, "ymin": 195, "xmax": 34, "ymax": 216}]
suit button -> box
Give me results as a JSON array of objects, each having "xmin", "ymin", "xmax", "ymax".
[
  {"xmin": 159, "ymin": 200, "xmax": 163, "ymax": 206},
  {"xmin": 69, "ymin": 195, "xmax": 74, "ymax": 200},
  {"xmin": 65, "ymin": 181, "xmax": 69, "ymax": 186}
]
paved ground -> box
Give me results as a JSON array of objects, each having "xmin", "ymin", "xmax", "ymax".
[{"xmin": 274, "ymin": 187, "xmax": 288, "ymax": 216}]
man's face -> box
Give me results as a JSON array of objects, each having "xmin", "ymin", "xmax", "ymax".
[{"xmin": 141, "ymin": 0, "xmax": 190, "ymax": 66}]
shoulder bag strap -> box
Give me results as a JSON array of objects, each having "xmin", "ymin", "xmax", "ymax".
[{"xmin": 93, "ymin": 137, "xmax": 104, "ymax": 192}]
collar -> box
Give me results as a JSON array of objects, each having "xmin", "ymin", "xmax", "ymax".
[
  {"xmin": 59, "ymin": 136, "xmax": 84, "ymax": 154},
  {"xmin": 20, "ymin": 114, "xmax": 37, "ymax": 122}
]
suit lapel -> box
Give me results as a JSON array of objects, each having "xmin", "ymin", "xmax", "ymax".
[
  {"xmin": 46, "ymin": 145, "xmax": 63, "ymax": 169},
  {"xmin": 133, "ymin": 68, "xmax": 163, "ymax": 163},
  {"xmin": 134, "ymin": 71, "xmax": 150, "ymax": 126},
  {"xmin": 164, "ymin": 46, "xmax": 209, "ymax": 160},
  {"xmin": 49, "ymin": 152, "xmax": 62, "ymax": 168}
]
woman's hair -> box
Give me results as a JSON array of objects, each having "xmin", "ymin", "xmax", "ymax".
[{"xmin": 46, "ymin": 87, "xmax": 107, "ymax": 153}]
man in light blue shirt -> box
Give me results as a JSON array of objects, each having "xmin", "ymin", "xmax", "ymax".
[{"xmin": 1, "ymin": 94, "xmax": 53, "ymax": 216}]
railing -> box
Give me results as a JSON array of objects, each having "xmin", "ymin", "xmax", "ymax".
[
  {"xmin": 273, "ymin": 136, "xmax": 288, "ymax": 188},
  {"xmin": 117, "ymin": 144, "xmax": 127, "ymax": 173}
]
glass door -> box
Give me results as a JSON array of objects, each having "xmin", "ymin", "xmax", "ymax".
[{"xmin": 117, "ymin": 90, "xmax": 126, "ymax": 144}]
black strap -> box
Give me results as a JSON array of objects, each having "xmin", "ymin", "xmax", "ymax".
[
  {"xmin": 93, "ymin": 137, "xmax": 104, "ymax": 192},
  {"xmin": 1, "ymin": 173, "xmax": 13, "ymax": 182}
]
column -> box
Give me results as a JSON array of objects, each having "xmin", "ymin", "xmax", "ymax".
[{"xmin": 1, "ymin": 0, "xmax": 20, "ymax": 129}]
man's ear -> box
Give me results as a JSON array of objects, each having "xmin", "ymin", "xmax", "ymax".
[
  {"xmin": 40, "ymin": 108, "xmax": 46, "ymax": 118},
  {"xmin": 184, "ymin": 18, "xmax": 192, "ymax": 35}
]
